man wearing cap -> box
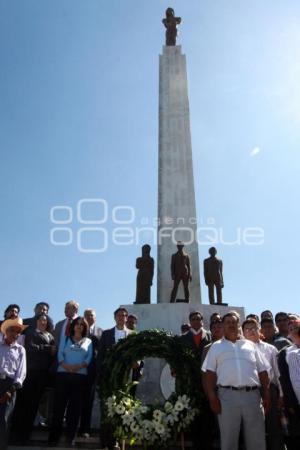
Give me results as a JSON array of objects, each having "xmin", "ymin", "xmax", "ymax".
[
  {"xmin": 0, "ymin": 318, "xmax": 27, "ymax": 450},
  {"xmin": 170, "ymin": 241, "xmax": 191, "ymax": 303},
  {"xmin": 204, "ymin": 247, "xmax": 224, "ymax": 305}
]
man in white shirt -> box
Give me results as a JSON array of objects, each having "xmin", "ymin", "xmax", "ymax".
[
  {"xmin": 242, "ymin": 318, "xmax": 285, "ymax": 450},
  {"xmin": 97, "ymin": 307, "xmax": 131, "ymax": 372},
  {"xmin": 202, "ymin": 311, "xmax": 270, "ymax": 450},
  {"xmin": 97, "ymin": 307, "xmax": 132, "ymax": 450}
]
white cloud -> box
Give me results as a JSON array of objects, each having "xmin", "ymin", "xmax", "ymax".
[{"xmin": 249, "ymin": 146, "xmax": 260, "ymax": 157}]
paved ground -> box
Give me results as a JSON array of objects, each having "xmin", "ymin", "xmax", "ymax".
[
  {"xmin": 7, "ymin": 429, "xmax": 192, "ymax": 449},
  {"xmin": 8, "ymin": 429, "xmax": 104, "ymax": 449}
]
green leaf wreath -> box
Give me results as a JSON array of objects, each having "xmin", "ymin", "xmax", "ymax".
[{"xmin": 98, "ymin": 329, "xmax": 205, "ymax": 448}]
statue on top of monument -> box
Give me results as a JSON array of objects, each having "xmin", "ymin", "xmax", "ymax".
[
  {"xmin": 135, "ymin": 244, "xmax": 154, "ymax": 304},
  {"xmin": 170, "ymin": 241, "xmax": 191, "ymax": 303},
  {"xmin": 204, "ymin": 247, "xmax": 224, "ymax": 305},
  {"xmin": 162, "ymin": 8, "xmax": 181, "ymax": 46}
]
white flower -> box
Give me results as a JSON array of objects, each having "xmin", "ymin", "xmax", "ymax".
[
  {"xmin": 174, "ymin": 400, "xmax": 184, "ymax": 412},
  {"xmin": 154, "ymin": 423, "xmax": 165, "ymax": 435},
  {"xmin": 130, "ymin": 422, "xmax": 140, "ymax": 432},
  {"xmin": 106, "ymin": 395, "xmax": 116, "ymax": 404},
  {"xmin": 153, "ymin": 409, "xmax": 163, "ymax": 420},
  {"xmin": 171, "ymin": 411, "xmax": 179, "ymax": 421},
  {"xmin": 115, "ymin": 404, "xmax": 126, "ymax": 415},
  {"xmin": 177, "ymin": 395, "xmax": 190, "ymax": 409},
  {"xmin": 135, "ymin": 429, "xmax": 143, "ymax": 440},
  {"xmin": 142, "ymin": 419, "xmax": 153, "ymax": 429},
  {"xmin": 164, "ymin": 401, "xmax": 173, "ymax": 412},
  {"xmin": 166, "ymin": 413, "xmax": 175, "ymax": 425},
  {"xmin": 140, "ymin": 405, "xmax": 149, "ymax": 414},
  {"xmin": 122, "ymin": 412, "xmax": 134, "ymax": 426}
]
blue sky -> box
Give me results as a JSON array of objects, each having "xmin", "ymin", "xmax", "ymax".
[{"xmin": 1, "ymin": 0, "xmax": 300, "ymax": 329}]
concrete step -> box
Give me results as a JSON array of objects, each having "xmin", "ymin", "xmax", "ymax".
[
  {"xmin": 8, "ymin": 429, "xmax": 101, "ymax": 449},
  {"xmin": 8, "ymin": 428, "xmax": 193, "ymax": 449}
]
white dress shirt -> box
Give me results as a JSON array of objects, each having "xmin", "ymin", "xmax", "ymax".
[
  {"xmin": 89, "ymin": 324, "xmax": 103, "ymax": 338},
  {"xmin": 202, "ymin": 337, "xmax": 270, "ymax": 387},
  {"xmin": 190, "ymin": 328, "xmax": 203, "ymax": 336},
  {"xmin": 255, "ymin": 340, "xmax": 280, "ymax": 387},
  {"xmin": 190, "ymin": 327, "xmax": 210, "ymax": 338},
  {"xmin": 114, "ymin": 327, "xmax": 128, "ymax": 343},
  {"xmin": 286, "ymin": 344, "xmax": 300, "ymax": 404}
]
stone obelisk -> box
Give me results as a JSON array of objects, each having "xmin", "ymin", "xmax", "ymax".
[
  {"xmin": 157, "ymin": 9, "xmax": 201, "ymax": 304},
  {"xmin": 123, "ymin": 11, "xmax": 244, "ymax": 402}
]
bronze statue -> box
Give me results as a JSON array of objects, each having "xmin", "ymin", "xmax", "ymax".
[
  {"xmin": 162, "ymin": 8, "xmax": 181, "ymax": 46},
  {"xmin": 204, "ymin": 247, "xmax": 224, "ymax": 305},
  {"xmin": 170, "ymin": 241, "xmax": 191, "ymax": 303},
  {"xmin": 135, "ymin": 244, "xmax": 154, "ymax": 304}
]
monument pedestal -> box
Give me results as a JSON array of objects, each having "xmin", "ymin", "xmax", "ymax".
[
  {"xmin": 124, "ymin": 303, "xmax": 245, "ymax": 334},
  {"xmin": 122, "ymin": 303, "xmax": 245, "ymax": 403}
]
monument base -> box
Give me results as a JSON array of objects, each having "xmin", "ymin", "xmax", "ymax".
[
  {"xmin": 121, "ymin": 303, "xmax": 245, "ymax": 403},
  {"xmin": 123, "ymin": 302, "xmax": 245, "ymax": 334}
]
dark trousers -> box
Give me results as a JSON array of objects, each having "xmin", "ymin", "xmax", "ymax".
[
  {"xmin": 48, "ymin": 372, "xmax": 87, "ymax": 443},
  {"xmin": 265, "ymin": 384, "xmax": 285, "ymax": 450},
  {"xmin": 191, "ymin": 403, "xmax": 215, "ymax": 450},
  {"xmin": 208, "ymin": 282, "xmax": 222, "ymax": 304},
  {"xmin": 286, "ymin": 405, "xmax": 300, "ymax": 450},
  {"xmin": 0, "ymin": 378, "xmax": 15, "ymax": 450},
  {"xmin": 79, "ymin": 377, "xmax": 96, "ymax": 434},
  {"xmin": 170, "ymin": 276, "xmax": 189, "ymax": 302},
  {"xmin": 99, "ymin": 398, "xmax": 115, "ymax": 450},
  {"xmin": 11, "ymin": 370, "xmax": 49, "ymax": 441}
]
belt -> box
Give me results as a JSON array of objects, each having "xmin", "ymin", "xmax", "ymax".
[{"xmin": 219, "ymin": 385, "xmax": 258, "ymax": 391}]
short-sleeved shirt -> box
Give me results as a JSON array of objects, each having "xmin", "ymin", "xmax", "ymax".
[{"xmin": 202, "ymin": 337, "xmax": 270, "ymax": 387}]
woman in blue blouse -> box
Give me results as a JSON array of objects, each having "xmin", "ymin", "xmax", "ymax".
[{"xmin": 48, "ymin": 317, "xmax": 92, "ymax": 447}]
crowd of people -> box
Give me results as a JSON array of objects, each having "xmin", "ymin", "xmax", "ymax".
[{"xmin": 0, "ymin": 301, "xmax": 299, "ymax": 450}]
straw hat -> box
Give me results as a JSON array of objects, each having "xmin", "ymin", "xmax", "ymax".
[{"xmin": 0, "ymin": 318, "xmax": 28, "ymax": 335}]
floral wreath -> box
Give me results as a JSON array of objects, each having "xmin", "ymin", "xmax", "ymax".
[{"xmin": 99, "ymin": 329, "xmax": 204, "ymax": 449}]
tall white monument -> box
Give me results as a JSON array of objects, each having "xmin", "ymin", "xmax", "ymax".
[
  {"xmin": 157, "ymin": 43, "xmax": 201, "ymax": 304},
  {"xmin": 122, "ymin": 10, "xmax": 244, "ymax": 404}
]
